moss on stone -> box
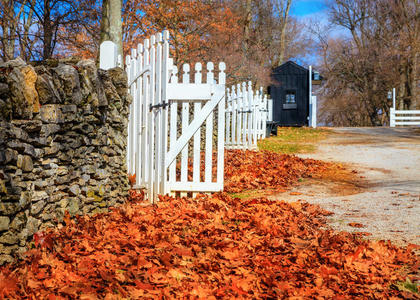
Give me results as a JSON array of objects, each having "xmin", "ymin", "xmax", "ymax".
[
  {"xmin": 0, "ymin": 179, "xmax": 7, "ymax": 194},
  {"xmin": 86, "ymin": 189, "xmax": 103, "ymax": 202}
]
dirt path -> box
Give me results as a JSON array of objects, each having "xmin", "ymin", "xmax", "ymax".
[{"xmin": 271, "ymin": 127, "xmax": 420, "ymax": 246}]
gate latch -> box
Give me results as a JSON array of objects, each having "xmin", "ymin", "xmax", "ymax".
[{"xmin": 149, "ymin": 101, "xmax": 169, "ymax": 112}]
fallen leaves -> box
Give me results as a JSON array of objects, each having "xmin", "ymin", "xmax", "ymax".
[
  {"xmin": 0, "ymin": 150, "xmax": 418, "ymax": 298},
  {"xmin": 128, "ymin": 173, "xmax": 136, "ymax": 187},
  {"xmin": 0, "ymin": 191, "xmax": 418, "ymax": 298},
  {"xmin": 224, "ymin": 150, "xmax": 331, "ymax": 193},
  {"xmin": 348, "ymin": 222, "xmax": 366, "ymax": 228}
]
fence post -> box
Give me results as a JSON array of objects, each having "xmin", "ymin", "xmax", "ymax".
[
  {"xmin": 309, "ymin": 65, "xmax": 312, "ymax": 127},
  {"xmin": 262, "ymin": 95, "xmax": 268, "ymax": 138},
  {"xmin": 267, "ymin": 98, "xmax": 273, "ymax": 122},
  {"xmin": 392, "ymin": 87, "xmax": 396, "ymax": 109},
  {"xmin": 390, "ymin": 88, "xmax": 396, "ymax": 127},
  {"xmin": 390, "ymin": 107, "xmax": 395, "ymax": 127},
  {"xmin": 99, "ymin": 41, "xmax": 118, "ymax": 70},
  {"xmin": 312, "ymin": 95, "xmax": 317, "ymax": 128}
]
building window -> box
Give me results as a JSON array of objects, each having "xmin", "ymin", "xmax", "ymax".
[
  {"xmin": 285, "ymin": 91, "xmax": 296, "ymax": 104},
  {"xmin": 283, "ymin": 90, "xmax": 297, "ymax": 109}
]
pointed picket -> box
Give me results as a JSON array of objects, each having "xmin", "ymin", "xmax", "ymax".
[
  {"xmin": 225, "ymin": 87, "xmax": 231, "ymax": 145},
  {"xmin": 204, "ymin": 110, "xmax": 213, "ymax": 183},
  {"xmin": 126, "ymin": 55, "xmax": 133, "ymax": 173},
  {"xmin": 218, "ymin": 62, "xmax": 226, "ymax": 84},
  {"xmin": 216, "ymin": 64, "xmax": 226, "ymax": 185},
  {"xmin": 236, "ymin": 83, "xmax": 242, "ymax": 147},
  {"xmin": 141, "ymin": 39, "xmax": 150, "ymax": 187},
  {"xmin": 207, "ymin": 62, "xmax": 214, "ymax": 84},
  {"xmin": 242, "ymin": 82, "xmax": 248, "ymax": 149},
  {"xmin": 180, "ymin": 64, "xmax": 190, "ymax": 197},
  {"xmin": 193, "ymin": 63, "xmax": 202, "ymax": 184},
  {"xmin": 161, "ymin": 30, "xmax": 170, "ymax": 195},
  {"xmin": 147, "ymin": 35, "xmax": 156, "ymax": 201},
  {"xmin": 154, "ymin": 33, "xmax": 163, "ymax": 197},
  {"xmin": 135, "ymin": 44, "xmax": 144, "ymax": 186},
  {"xmin": 231, "ymin": 85, "xmax": 237, "ymax": 147},
  {"xmin": 130, "ymin": 49, "xmax": 138, "ymax": 182}
]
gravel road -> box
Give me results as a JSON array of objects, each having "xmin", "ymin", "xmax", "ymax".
[{"xmin": 274, "ymin": 127, "xmax": 420, "ymax": 246}]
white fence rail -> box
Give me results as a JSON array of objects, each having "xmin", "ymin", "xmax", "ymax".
[
  {"xmin": 390, "ymin": 109, "xmax": 420, "ymax": 127},
  {"xmin": 389, "ymin": 88, "xmax": 420, "ymax": 127},
  {"xmin": 225, "ymin": 82, "xmax": 269, "ymax": 150},
  {"xmin": 100, "ymin": 32, "xmax": 226, "ymax": 201}
]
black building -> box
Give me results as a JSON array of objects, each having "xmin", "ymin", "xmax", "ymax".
[{"xmin": 268, "ymin": 61, "xmax": 320, "ymax": 127}]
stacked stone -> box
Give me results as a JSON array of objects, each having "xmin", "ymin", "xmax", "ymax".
[{"xmin": 0, "ymin": 58, "xmax": 131, "ymax": 264}]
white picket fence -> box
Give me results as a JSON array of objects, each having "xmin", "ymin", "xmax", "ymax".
[
  {"xmin": 389, "ymin": 88, "xmax": 420, "ymax": 127},
  {"xmin": 100, "ymin": 31, "xmax": 226, "ymax": 201},
  {"xmin": 225, "ymin": 82, "xmax": 270, "ymax": 150}
]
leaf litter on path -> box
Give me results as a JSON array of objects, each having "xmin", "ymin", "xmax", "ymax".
[
  {"xmin": 224, "ymin": 150, "xmax": 332, "ymax": 193},
  {"xmin": 1, "ymin": 150, "xmax": 419, "ymax": 298},
  {"xmin": 1, "ymin": 190, "xmax": 419, "ymax": 298}
]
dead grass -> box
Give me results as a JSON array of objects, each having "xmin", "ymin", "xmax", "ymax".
[
  {"xmin": 257, "ymin": 127, "xmax": 329, "ymax": 154},
  {"xmin": 310, "ymin": 163, "xmax": 367, "ymax": 196},
  {"xmin": 228, "ymin": 187, "xmax": 284, "ymax": 200}
]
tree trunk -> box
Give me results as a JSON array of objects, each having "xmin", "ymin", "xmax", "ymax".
[
  {"xmin": 19, "ymin": 0, "xmax": 36, "ymax": 61},
  {"xmin": 277, "ymin": 0, "xmax": 292, "ymax": 66},
  {"xmin": 410, "ymin": 0, "xmax": 419, "ymax": 109},
  {"xmin": 412, "ymin": 51, "xmax": 419, "ymax": 109},
  {"xmin": 398, "ymin": 64, "xmax": 406, "ymax": 110},
  {"xmin": 1, "ymin": 0, "xmax": 16, "ymax": 60},
  {"xmin": 100, "ymin": 0, "xmax": 123, "ymax": 59},
  {"xmin": 243, "ymin": 0, "xmax": 252, "ymax": 56},
  {"xmin": 42, "ymin": 0, "xmax": 53, "ymax": 60}
]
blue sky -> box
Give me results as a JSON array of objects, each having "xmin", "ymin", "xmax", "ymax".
[
  {"xmin": 287, "ymin": 0, "xmax": 341, "ymax": 67},
  {"xmin": 290, "ymin": 0, "xmax": 327, "ymax": 17}
]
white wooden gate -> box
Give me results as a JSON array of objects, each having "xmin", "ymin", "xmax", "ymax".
[
  {"xmin": 225, "ymin": 82, "xmax": 269, "ymax": 150},
  {"xmin": 119, "ymin": 31, "xmax": 226, "ymax": 201}
]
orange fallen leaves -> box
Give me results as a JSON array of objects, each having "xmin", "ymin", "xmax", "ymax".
[
  {"xmin": 128, "ymin": 173, "xmax": 136, "ymax": 187},
  {"xmin": 0, "ymin": 190, "xmax": 418, "ymax": 298},
  {"xmin": 290, "ymin": 192, "xmax": 303, "ymax": 196},
  {"xmin": 348, "ymin": 222, "xmax": 366, "ymax": 228},
  {"xmin": 224, "ymin": 150, "xmax": 330, "ymax": 193},
  {"xmin": 0, "ymin": 151, "xmax": 418, "ymax": 298}
]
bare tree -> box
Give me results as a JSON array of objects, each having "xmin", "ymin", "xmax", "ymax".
[
  {"xmin": 318, "ymin": 0, "xmax": 420, "ymax": 126},
  {"xmin": 0, "ymin": 0, "xmax": 28, "ymax": 60},
  {"xmin": 0, "ymin": 0, "xmax": 93, "ymax": 61},
  {"xmin": 219, "ymin": 0, "xmax": 312, "ymax": 86}
]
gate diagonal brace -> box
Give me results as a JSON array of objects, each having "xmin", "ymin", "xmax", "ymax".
[
  {"xmin": 149, "ymin": 101, "xmax": 169, "ymax": 112},
  {"xmin": 165, "ymin": 92, "xmax": 225, "ymax": 169}
]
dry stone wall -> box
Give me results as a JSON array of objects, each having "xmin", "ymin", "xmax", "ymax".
[{"xmin": 0, "ymin": 58, "xmax": 131, "ymax": 264}]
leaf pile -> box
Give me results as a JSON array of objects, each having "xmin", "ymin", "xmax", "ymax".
[
  {"xmin": 224, "ymin": 150, "xmax": 331, "ymax": 193},
  {"xmin": 1, "ymin": 191, "xmax": 418, "ymax": 299}
]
